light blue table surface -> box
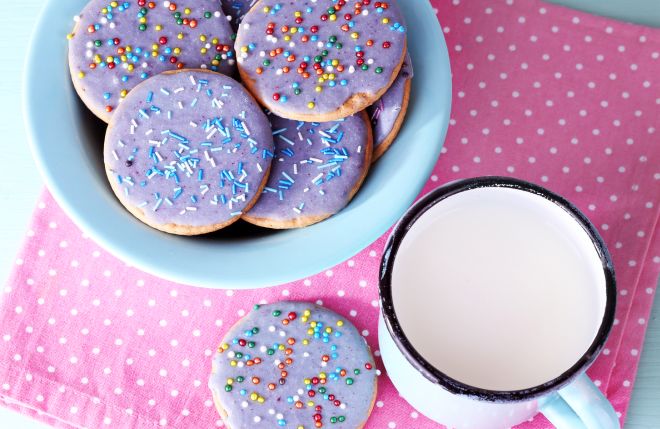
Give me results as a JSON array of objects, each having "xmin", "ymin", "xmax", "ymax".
[{"xmin": 0, "ymin": 0, "xmax": 658, "ymax": 428}]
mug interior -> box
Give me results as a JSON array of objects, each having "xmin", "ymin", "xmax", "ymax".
[{"xmin": 379, "ymin": 176, "xmax": 616, "ymax": 401}]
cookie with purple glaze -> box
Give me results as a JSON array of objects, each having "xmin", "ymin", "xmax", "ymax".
[
  {"xmin": 209, "ymin": 301, "xmax": 377, "ymax": 429},
  {"xmin": 104, "ymin": 70, "xmax": 274, "ymax": 235},
  {"xmin": 235, "ymin": 0, "xmax": 407, "ymax": 122},
  {"xmin": 243, "ymin": 112, "xmax": 372, "ymax": 228},
  {"xmin": 368, "ymin": 53, "xmax": 412, "ymax": 161},
  {"xmin": 68, "ymin": 0, "xmax": 236, "ymax": 122}
]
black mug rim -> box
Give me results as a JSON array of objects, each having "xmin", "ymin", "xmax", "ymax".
[{"xmin": 379, "ymin": 176, "xmax": 617, "ymax": 402}]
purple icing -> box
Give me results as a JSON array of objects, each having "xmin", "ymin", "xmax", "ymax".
[
  {"xmin": 235, "ymin": 0, "xmax": 407, "ymax": 119},
  {"xmin": 245, "ymin": 113, "xmax": 370, "ymax": 223},
  {"xmin": 69, "ymin": 0, "xmax": 235, "ymax": 121},
  {"xmin": 368, "ymin": 53, "xmax": 412, "ymax": 148},
  {"xmin": 221, "ymin": 0, "xmax": 259, "ymax": 30},
  {"xmin": 209, "ymin": 302, "xmax": 377, "ymax": 429},
  {"xmin": 104, "ymin": 70, "xmax": 274, "ymax": 228}
]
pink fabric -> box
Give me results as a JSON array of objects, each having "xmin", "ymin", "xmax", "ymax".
[{"xmin": 2, "ymin": 0, "xmax": 659, "ymax": 427}]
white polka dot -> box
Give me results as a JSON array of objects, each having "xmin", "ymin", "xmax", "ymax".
[
  {"xmin": 282, "ymin": 289, "xmax": 290, "ymax": 296},
  {"xmin": 623, "ymin": 380, "xmax": 631, "ymax": 387}
]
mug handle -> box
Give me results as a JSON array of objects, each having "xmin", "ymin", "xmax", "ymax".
[{"xmin": 539, "ymin": 373, "xmax": 620, "ymax": 429}]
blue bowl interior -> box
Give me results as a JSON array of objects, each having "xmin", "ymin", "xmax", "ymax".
[{"xmin": 24, "ymin": 0, "xmax": 452, "ymax": 289}]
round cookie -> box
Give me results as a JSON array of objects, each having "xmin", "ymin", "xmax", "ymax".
[
  {"xmin": 243, "ymin": 112, "xmax": 373, "ymax": 228},
  {"xmin": 235, "ymin": 0, "xmax": 408, "ymax": 122},
  {"xmin": 367, "ymin": 53, "xmax": 412, "ymax": 161},
  {"xmin": 221, "ymin": 0, "xmax": 259, "ymax": 31},
  {"xmin": 209, "ymin": 302, "xmax": 378, "ymax": 429},
  {"xmin": 104, "ymin": 69, "xmax": 274, "ymax": 235},
  {"xmin": 68, "ymin": 0, "xmax": 236, "ymax": 122}
]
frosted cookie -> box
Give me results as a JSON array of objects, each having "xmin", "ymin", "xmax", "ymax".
[
  {"xmin": 209, "ymin": 302, "xmax": 377, "ymax": 429},
  {"xmin": 243, "ymin": 112, "xmax": 372, "ymax": 228},
  {"xmin": 68, "ymin": 0, "xmax": 236, "ymax": 122},
  {"xmin": 104, "ymin": 70, "xmax": 274, "ymax": 235},
  {"xmin": 235, "ymin": 0, "xmax": 407, "ymax": 122},
  {"xmin": 221, "ymin": 0, "xmax": 259, "ymax": 30},
  {"xmin": 368, "ymin": 53, "xmax": 412, "ymax": 161}
]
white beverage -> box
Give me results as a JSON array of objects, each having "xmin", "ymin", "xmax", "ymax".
[{"xmin": 391, "ymin": 187, "xmax": 607, "ymax": 391}]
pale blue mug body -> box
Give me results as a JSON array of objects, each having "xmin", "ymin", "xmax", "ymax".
[{"xmin": 378, "ymin": 177, "xmax": 619, "ymax": 429}]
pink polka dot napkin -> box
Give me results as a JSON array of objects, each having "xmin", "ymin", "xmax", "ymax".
[{"xmin": 1, "ymin": 0, "xmax": 659, "ymax": 428}]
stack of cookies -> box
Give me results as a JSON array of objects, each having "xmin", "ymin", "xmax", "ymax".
[{"xmin": 68, "ymin": 0, "xmax": 412, "ymax": 235}]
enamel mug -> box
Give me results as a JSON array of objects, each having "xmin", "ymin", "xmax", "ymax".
[{"xmin": 378, "ymin": 177, "xmax": 619, "ymax": 429}]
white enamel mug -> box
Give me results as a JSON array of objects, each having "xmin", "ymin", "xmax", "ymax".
[{"xmin": 378, "ymin": 177, "xmax": 619, "ymax": 429}]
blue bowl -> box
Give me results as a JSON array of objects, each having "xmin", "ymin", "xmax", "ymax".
[{"xmin": 24, "ymin": 0, "xmax": 451, "ymax": 289}]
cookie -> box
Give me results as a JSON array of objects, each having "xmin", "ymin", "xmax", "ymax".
[
  {"xmin": 103, "ymin": 69, "xmax": 274, "ymax": 235},
  {"xmin": 68, "ymin": 0, "xmax": 236, "ymax": 122},
  {"xmin": 209, "ymin": 302, "xmax": 377, "ymax": 429},
  {"xmin": 235, "ymin": 0, "xmax": 408, "ymax": 122},
  {"xmin": 243, "ymin": 112, "xmax": 373, "ymax": 228},
  {"xmin": 221, "ymin": 0, "xmax": 259, "ymax": 31},
  {"xmin": 368, "ymin": 53, "xmax": 412, "ymax": 161}
]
